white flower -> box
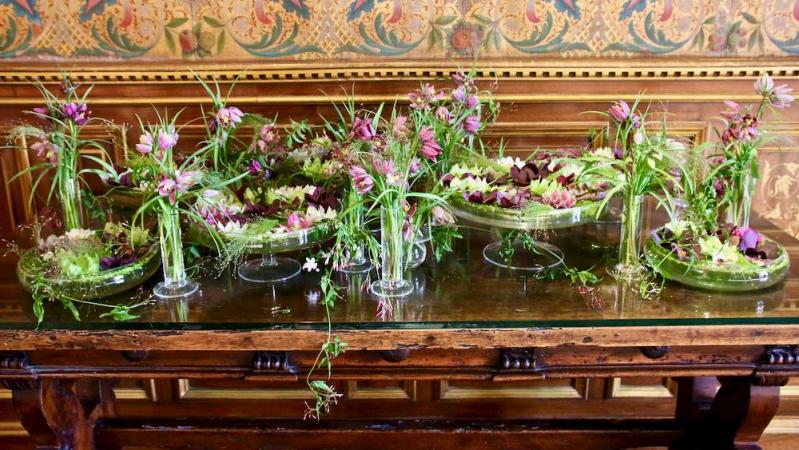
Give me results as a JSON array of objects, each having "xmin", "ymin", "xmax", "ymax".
[
  {"xmin": 496, "ymin": 156, "xmax": 525, "ymax": 171},
  {"xmin": 449, "ymin": 163, "xmax": 486, "ymax": 178},
  {"xmin": 592, "ymin": 147, "xmax": 615, "ymax": 160},
  {"xmin": 218, "ymin": 220, "xmax": 246, "ymax": 234},
  {"xmin": 449, "ymin": 176, "xmax": 491, "ymax": 193},
  {"xmin": 633, "ymin": 129, "xmax": 645, "ymax": 145},
  {"xmin": 302, "ymin": 257, "xmax": 319, "ymax": 272},
  {"xmin": 305, "ymin": 205, "xmax": 337, "ymax": 223},
  {"xmin": 65, "ymin": 229, "xmax": 94, "ymax": 241},
  {"xmin": 272, "ymin": 185, "xmax": 316, "ymax": 204}
]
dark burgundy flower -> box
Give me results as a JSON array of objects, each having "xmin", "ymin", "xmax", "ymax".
[
  {"xmin": 440, "ymin": 173, "xmax": 455, "ymax": 187},
  {"xmin": 100, "ymin": 254, "xmax": 137, "ymax": 270},
  {"xmin": 305, "ymin": 187, "xmax": 338, "ymax": 210},
  {"xmin": 510, "ymin": 161, "xmax": 540, "ymax": 186}
]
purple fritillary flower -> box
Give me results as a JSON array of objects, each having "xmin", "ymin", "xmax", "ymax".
[
  {"xmin": 462, "ymin": 115, "xmax": 480, "ymax": 134},
  {"xmin": 608, "ymin": 100, "xmax": 631, "ymax": 123},
  {"xmin": 465, "ymin": 95, "xmax": 480, "ymax": 109},
  {"xmin": 249, "ymin": 159, "xmax": 262, "ymax": 174},
  {"xmin": 351, "ymin": 116, "xmax": 376, "ymax": 141},
  {"xmin": 409, "ymin": 157, "xmax": 421, "ymax": 174},
  {"xmin": 349, "ymin": 165, "xmax": 374, "ymax": 194},
  {"xmin": 215, "ymin": 106, "xmax": 244, "ymax": 129},
  {"xmin": 451, "ymin": 85, "xmax": 467, "ymax": 103},
  {"xmin": 62, "ymin": 102, "xmax": 90, "ymax": 125},
  {"xmin": 435, "ymin": 106, "xmax": 452, "ymax": 123},
  {"xmin": 136, "ymin": 131, "xmax": 153, "ymax": 154},
  {"xmin": 419, "ymin": 126, "xmax": 442, "ymax": 161},
  {"xmin": 157, "ymin": 127, "xmax": 179, "ymax": 151}
]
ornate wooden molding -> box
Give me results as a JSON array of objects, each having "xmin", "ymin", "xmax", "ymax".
[
  {"xmin": 2, "ymin": 59, "xmax": 799, "ymax": 84},
  {"xmin": 253, "ymin": 351, "xmax": 292, "ymax": 373}
]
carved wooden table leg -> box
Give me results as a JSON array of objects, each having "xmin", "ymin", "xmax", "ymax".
[
  {"xmin": 706, "ymin": 376, "xmax": 784, "ymax": 450},
  {"xmin": 39, "ymin": 379, "xmax": 105, "ymax": 450}
]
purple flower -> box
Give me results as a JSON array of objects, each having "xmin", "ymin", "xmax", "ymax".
[
  {"xmin": 249, "ymin": 159, "xmax": 262, "ymax": 174},
  {"xmin": 510, "ymin": 161, "xmax": 540, "ymax": 186},
  {"xmin": 462, "ymin": 115, "xmax": 480, "ymax": 134},
  {"xmin": 608, "ymin": 100, "xmax": 631, "ymax": 123},
  {"xmin": 136, "ymin": 132, "xmax": 153, "ymax": 154},
  {"xmin": 256, "ymin": 123, "xmax": 278, "ymax": 150},
  {"xmin": 542, "ymin": 190, "xmax": 576, "ymax": 209},
  {"xmin": 409, "ymin": 83, "xmax": 442, "ymax": 110},
  {"xmin": 157, "ymin": 171, "xmax": 197, "ymax": 205},
  {"xmin": 32, "ymin": 106, "xmax": 49, "ymax": 116},
  {"xmin": 409, "ymin": 157, "xmax": 421, "ymax": 174},
  {"xmin": 349, "ymin": 165, "xmax": 374, "ymax": 194},
  {"xmin": 720, "ymin": 100, "xmax": 742, "ymax": 120},
  {"xmin": 419, "ymin": 126, "xmax": 442, "ymax": 161},
  {"xmin": 31, "ymin": 138, "xmax": 59, "ymax": 164},
  {"xmin": 756, "ymin": 74, "xmax": 794, "ymax": 109},
  {"xmin": 733, "ymin": 227, "xmax": 763, "ymax": 253},
  {"xmin": 158, "ymin": 127, "xmax": 179, "ymax": 151},
  {"xmin": 392, "ymin": 116, "xmax": 409, "ymax": 139},
  {"xmin": 61, "ymin": 102, "xmax": 90, "ymax": 125},
  {"xmin": 100, "ymin": 254, "xmax": 137, "ymax": 270},
  {"xmin": 496, "ymin": 190, "xmax": 527, "ymax": 208},
  {"xmin": 215, "ymin": 107, "xmax": 244, "ymax": 129},
  {"xmin": 351, "ymin": 116, "xmax": 376, "ymax": 141},
  {"xmin": 451, "ymin": 69, "xmax": 471, "ymax": 86},
  {"xmin": 435, "ymin": 106, "xmax": 452, "ymax": 123},
  {"xmin": 451, "ymin": 85, "xmax": 467, "ymax": 103},
  {"xmin": 465, "ymin": 95, "xmax": 480, "ymax": 109}
]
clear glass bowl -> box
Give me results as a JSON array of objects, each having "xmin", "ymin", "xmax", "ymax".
[
  {"xmin": 207, "ymin": 222, "xmax": 334, "ymax": 254},
  {"xmin": 644, "ymin": 231, "xmax": 790, "ymax": 292},
  {"xmin": 16, "ymin": 243, "xmax": 160, "ymax": 300},
  {"xmin": 448, "ymin": 197, "xmax": 604, "ymax": 231}
]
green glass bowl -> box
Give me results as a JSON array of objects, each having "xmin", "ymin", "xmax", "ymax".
[
  {"xmin": 644, "ymin": 231, "xmax": 790, "ymax": 292},
  {"xmin": 449, "ymin": 196, "xmax": 604, "ymax": 231},
  {"xmin": 191, "ymin": 221, "xmax": 334, "ymax": 254},
  {"xmin": 16, "ymin": 243, "xmax": 160, "ymax": 300}
]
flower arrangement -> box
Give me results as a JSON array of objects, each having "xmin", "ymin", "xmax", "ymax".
[
  {"xmin": 192, "ymin": 80, "xmax": 343, "ymax": 282},
  {"xmin": 645, "ymin": 221, "xmax": 789, "ymax": 291},
  {"xmin": 577, "ymin": 99, "xmax": 684, "ymax": 281},
  {"xmin": 8, "ymin": 77, "xmax": 162, "ymax": 322},
  {"xmin": 119, "ymin": 112, "xmax": 242, "ymax": 298}
]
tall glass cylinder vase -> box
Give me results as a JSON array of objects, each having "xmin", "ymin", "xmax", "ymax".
[
  {"xmin": 339, "ymin": 188, "xmax": 372, "ymax": 273},
  {"xmin": 609, "ymin": 193, "xmax": 644, "ymax": 282},
  {"xmin": 153, "ymin": 205, "xmax": 199, "ymax": 299},
  {"xmin": 56, "ymin": 144, "xmax": 83, "ymax": 231},
  {"xmin": 727, "ymin": 162, "xmax": 755, "ymax": 229},
  {"xmin": 370, "ymin": 204, "xmax": 413, "ymax": 298}
]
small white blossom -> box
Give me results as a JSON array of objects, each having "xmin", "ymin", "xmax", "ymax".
[{"xmin": 302, "ymin": 257, "xmax": 319, "ymax": 272}]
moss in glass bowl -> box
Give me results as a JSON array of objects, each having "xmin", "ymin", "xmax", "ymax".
[
  {"xmin": 645, "ymin": 222, "xmax": 789, "ymax": 292},
  {"xmin": 16, "ymin": 225, "xmax": 160, "ymax": 301}
]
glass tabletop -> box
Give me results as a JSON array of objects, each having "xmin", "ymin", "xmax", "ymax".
[{"xmin": 0, "ymin": 210, "xmax": 797, "ymax": 331}]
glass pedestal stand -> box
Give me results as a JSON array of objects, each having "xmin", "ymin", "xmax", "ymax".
[
  {"xmin": 338, "ymin": 244, "xmax": 372, "ymax": 274},
  {"xmin": 228, "ymin": 224, "xmax": 332, "ymax": 284},
  {"xmin": 237, "ymin": 247, "xmax": 302, "ymax": 284},
  {"xmin": 450, "ymin": 199, "xmax": 602, "ymax": 272}
]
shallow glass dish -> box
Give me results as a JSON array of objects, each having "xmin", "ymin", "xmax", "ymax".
[
  {"xmin": 221, "ymin": 222, "xmax": 334, "ymax": 254},
  {"xmin": 16, "ymin": 243, "xmax": 160, "ymax": 300},
  {"xmin": 644, "ymin": 231, "xmax": 790, "ymax": 292},
  {"xmin": 449, "ymin": 197, "xmax": 604, "ymax": 231}
]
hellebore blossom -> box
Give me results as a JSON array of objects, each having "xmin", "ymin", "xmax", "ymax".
[
  {"xmin": 733, "ymin": 227, "xmax": 763, "ymax": 253},
  {"xmin": 349, "ymin": 165, "xmax": 374, "ymax": 194},
  {"xmin": 157, "ymin": 171, "xmax": 198, "ymax": 205},
  {"xmin": 62, "ymin": 102, "xmax": 91, "ymax": 125},
  {"xmin": 256, "ymin": 123, "xmax": 278, "ymax": 151},
  {"xmin": 542, "ymin": 189, "xmax": 576, "ymax": 209},
  {"xmin": 754, "ymin": 73, "xmax": 794, "ymax": 109},
  {"xmin": 419, "ymin": 126, "xmax": 442, "ymax": 161},
  {"xmin": 215, "ymin": 106, "xmax": 244, "ymax": 129}
]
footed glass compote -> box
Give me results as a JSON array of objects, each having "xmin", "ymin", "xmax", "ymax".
[
  {"xmin": 230, "ymin": 223, "xmax": 333, "ymax": 284},
  {"xmin": 449, "ymin": 197, "xmax": 603, "ymax": 271}
]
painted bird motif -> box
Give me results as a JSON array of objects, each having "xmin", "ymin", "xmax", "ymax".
[
  {"xmin": 347, "ymin": 0, "xmax": 403, "ymax": 23},
  {"xmin": 618, "ymin": 0, "xmax": 674, "ymax": 22},
  {"xmin": 0, "ymin": 0, "xmax": 40, "ymax": 23},
  {"xmin": 525, "ymin": 0, "xmax": 581, "ymax": 23}
]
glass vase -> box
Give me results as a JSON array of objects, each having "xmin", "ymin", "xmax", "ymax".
[
  {"xmin": 371, "ymin": 205, "xmax": 413, "ymax": 298},
  {"xmin": 610, "ymin": 193, "xmax": 644, "ymax": 282},
  {"xmin": 58, "ymin": 168, "xmax": 83, "ymax": 231},
  {"xmin": 727, "ymin": 163, "xmax": 755, "ymax": 228},
  {"xmin": 339, "ymin": 188, "xmax": 372, "ymax": 274},
  {"xmin": 153, "ymin": 206, "xmax": 199, "ymax": 299}
]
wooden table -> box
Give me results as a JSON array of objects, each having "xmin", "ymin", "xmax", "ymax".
[{"xmin": 1, "ymin": 219, "xmax": 798, "ymax": 450}]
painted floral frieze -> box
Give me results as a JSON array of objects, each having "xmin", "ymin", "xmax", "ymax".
[{"xmin": 1, "ymin": 0, "xmax": 799, "ymax": 60}]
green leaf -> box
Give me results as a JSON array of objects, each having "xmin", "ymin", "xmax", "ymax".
[
  {"xmin": 100, "ymin": 305, "xmax": 140, "ymax": 321},
  {"xmin": 741, "ymin": 11, "xmax": 758, "ymax": 24},
  {"xmin": 203, "ymin": 16, "xmax": 224, "ymax": 28},
  {"xmin": 434, "ymin": 15, "xmax": 457, "ymax": 26},
  {"xmin": 166, "ymin": 17, "xmax": 188, "ymax": 28},
  {"xmin": 164, "ymin": 30, "xmax": 176, "ymax": 53},
  {"xmin": 217, "ymin": 31, "xmax": 225, "ymax": 54}
]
